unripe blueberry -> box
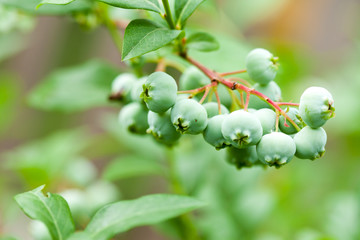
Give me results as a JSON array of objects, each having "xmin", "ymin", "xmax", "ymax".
[
  {"xmin": 299, "ymin": 87, "xmax": 335, "ymax": 128},
  {"xmin": 179, "ymin": 66, "xmax": 208, "ymax": 90},
  {"xmin": 118, "ymin": 102, "xmax": 149, "ymax": 134},
  {"xmin": 256, "ymin": 132, "xmax": 296, "ymax": 167},
  {"xmin": 203, "ymin": 115, "xmax": 231, "ymax": 150},
  {"xmin": 111, "ymin": 73, "xmax": 137, "ymax": 103},
  {"xmin": 147, "ymin": 110, "xmax": 181, "ymax": 146},
  {"xmin": 253, "ymin": 109, "xmax": 276, "ymax": 135},
  {"xmin": 226, "ymin": 146, "xmax": 260, "ymax": 169},
  {"xmin": 248, "ymin": 81, "xmax": 282, "ymax": 109},
  {"xmin": 294, "ymin": 126, "xmax": 327, "ymax": 160},
  {"xmin": 203, "ymin": 102, "xmax": 229, "ymax": 118},
  {"xmin": 170, "ymin": 99, "xmax": 208, "ymax": 134},
  {"xmin": 279, "ymin": 107, "xmax": 303, "ymax": 134},
  {"xmin": 130, "ymin": 77, "xmax": 147, "ymax": 102},
  {"xmin": 141, "ymin": 72, "xmax": 178, "ymax": 113},
  {"xmin": 221, "ymin": 110, "xmax": 263, "ymax": 149},
  {"xmin": 245, "ymin": 48, "xmax": 279, "ymax": 85}
]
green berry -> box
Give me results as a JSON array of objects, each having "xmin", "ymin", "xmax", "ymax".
[
  {"xmin": 279, "ymin": 107, "xmax": 303, "ymax": 134},
  {"xmin": 141, "ymin": 72, "xmax": 178, "ymax": 113},
  {"xmin": 221, "ymin": 110, "xmax": 263, "ymax": 149},
  {"xmin": 253, "ymin": 109, "xmax": 276, "ymax": 135},
  {"xmin": 118, "ymin": 102, "xmax": 149, "ymax": 134},
  {"xmin": 130, "ymin": 77, "xmax": 147, "ymax": 102},
  {"xmin": 248, "ymin": 81, "xmax": 282, "ymax": 109},
  {"xmin": 226, "ymin": 146, "xmax": 261, "ymax": 169},
  {"xmin": 203, "ymin": 102, "xmax": 229, "ymax": 118},
  {"xmin": 111, "ymin": 73, "xmax": 137, "ymax": 103},
  {"xmin": 147, "ymin": 110, "xmax": 181, "ymax": 146},
  {"xmin": 203, "ymin": 115, "xmax": 231, "ymax": 149},
  {"xmin": 245, "ymin": 48, "xmax": 279, "ymax": 85},
  {"xmin": 170, "ymin": 99, "xmax": 208, "ymax": 134},
  {"xmin": 299, "ymin": 87, "xmax": 335, "ymax": 128},
  {"xmin": 179, "ymin": 66, "xmax": 208, "ymax": 90},
  {"xmin": 294, "ymin": 126, "xmax": 327, "ymax": 160},
  {"xmin": 256, "ymin": 132, "xmax": 296, "ymax": 167}
]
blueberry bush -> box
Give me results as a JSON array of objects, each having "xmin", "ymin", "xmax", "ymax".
[{"xmin": 1, "ymin": 0, "xmax": 359, "ymax": 240}]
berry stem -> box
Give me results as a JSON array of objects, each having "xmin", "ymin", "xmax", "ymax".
[
  {"xmin": 244, "ymin": 92, "xmax": 250, "ymax": 111},
  {"xmin": 177, "ymin": 83, "xmax": 212, "ymax": 95},
  {"xmin": 274, "ymin": 102, "xmax": 299, "ymax": 106},
  {"xmin": 155, "ymin": 58, "xmax": 166, "ymax": 72},
  {"xmin": 199, "ymin": 87, "xmax": 211, "ymax": 104},
  {"xmin": 275, "ymin": 110, "xmax": 280, "ymax": 132},
  {"xmin": 185, "ymin": 56, "xmax": 301, "ymax": 131},
  {"xmin": 227, "ymin": 77, "xmax": 252, "ymax": 87},
  {"xmin": 214, "ymin": 87, "xmax": 222, "ymax": 114},
  {"xmin": 219, "ymin": 69, "xmax": 247, "ymax": 77}
]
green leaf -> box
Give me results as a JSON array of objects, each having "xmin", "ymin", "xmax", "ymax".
[
  {"xmin": 103, "ymin": 155, "xmax": 165, "ymax": 181},
  {"xmin": 0, "ymin": 0, "xmax": 93, "ymax": 15},
  {"xmin": 14, "ymin": 185, "xmax": 75, "ymax": 240},
  {"xmin": 37, "ymin": 0, "xmax": 75, "ymax": 8},
  {"xmin": 175, "ymin": 0, "xmax": 205, "ymax": 27},
  {"xmin": 67, "ymin": 232, "xmax": 93, "ymax": 240},
  {"xmin": 186, "ymin": 32, "xmax": 219, "ymax": 52},
  {"xmin": 122, "ymin": 19, "xmax": 183, "ymax": 61},
  {"xmin": 28, "ymin": 60, "xmax": 119, "ymax": 112},
  {"xmin": 97, "ymin": 0, "xmax": 163, "ymax": 14},
  {"xmin": 3, "ymin": 129, "xmax": 90, "ymax": 187},
  {"xmin": 84, "ymin": 194, "xmax": 205, "ymax": 240}
]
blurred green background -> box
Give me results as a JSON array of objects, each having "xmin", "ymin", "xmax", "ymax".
[{"xmin": 0, "ymin": 0, "xmax": 360, "ymax": 239}]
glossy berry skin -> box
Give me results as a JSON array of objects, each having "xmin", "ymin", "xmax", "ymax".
[
  {"xmin": 248, "ymin": 81, "xmax": 282, "ymax": 109},
  {"xmin": 253, "ymin": 109, "xmax": 276, "ymax": 135},
  {"xmin": 170, "ymin": 99, "xmax": 208, "ymax": 134},
  {"xmin": 279, "ymin": 107, "xmax": 303, "ymax": 134},
  {"xmin": 203, "ymin": 115, "xmax": 231, "ymax": 150},
  {"xmin": 294, "ymin": 126, "xmax": 327, "ymax": 160},
  {"xmin": 141, "ymin": 72, "xmax": 177, "ymax": 113},
  {"xmin": 111, "ymin": 73, "xmax": 137, "ymax": 103},
  {"xmin": 226, "ymin": 146, "xmax": 261, "ymax": 169},
  {"xmin": 245, "ymin": 48, "xmax": 278, "ymax": 85},
  {"xmin": 203, "ymin": 102, "xmax": 229, "ymax": 118},
  {"xmin": 256, "ymin": 132, "xmax": 296, "ymax": 167},
  {"xmin": 118, "ymin": 102, "xmax": 149, "ymax": 134},
  {"xmin": 221, "ymin": 110, "xmax": 263, "ymax": 149},
  {"xmin": 179, "ymin": 66, "xmax": 208, "ymax": 91},
  {"xmin": 299, "ymin": 87, "xmax": 335, "ymax": 128},
  {"xmin": 130, "ymin": 77, "xmax": 147, "ymax": 102},
  {"xmin": 147, "ymin": 110, "xmax": 181, "ymax": 146}
]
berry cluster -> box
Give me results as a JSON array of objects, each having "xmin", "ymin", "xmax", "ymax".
[{"xmin": 111, "ymin": 48, "xmax": 335, "ymax": 169}]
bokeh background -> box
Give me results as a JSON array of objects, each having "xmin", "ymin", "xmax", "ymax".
[{"xmin": 1, "ymin": 0, "xmax": 360, "ymax": 239}]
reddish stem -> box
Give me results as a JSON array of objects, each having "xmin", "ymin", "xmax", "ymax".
[
  {"xmin": 274, "ymin": 102, "xmax": 299, "ymax": 107},
  {"xmin": 244, "ymin": 92, "xmax": 250, "ymax": 111},
  {"xmin": 214, "ymin": 87, "xmax": 222, "ymax": 114},
  {"xmin": 185, "ymin": 56, "xmax": 301, "ymax": 131},
  {"xmin": 219, "ymin": 69, "xmax": 247, "ymax": 77},
  {"xmin": 199, "ymin": 87, "xmax": 211, "ymax": 104},
  {"xmin": 227, "ymin": 77, "xmax": 251, "ymax": 87}
]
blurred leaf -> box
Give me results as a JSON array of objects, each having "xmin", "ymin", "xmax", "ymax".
[
  {"xmin": 175, "ymin": 0, "xmax": 205, "ymax": 27},
  {"xmin": 189, "ymin": 32, "xmax": 251, "ymax": 72},
  {"xmin": 0, "ymin": 0, "xmax": 93, "ymax": 15},
  {"xmin": 15, "ymin": 185, "xmax": 75, "ymax": 240},
  {"xmin": 84, "ymin": 194, "xmax": 205, "ymax": 240},
  {"xmin": 103, "ymin": 155, "xmax": 165, "ymax": 181},
  {"xmin": 324, "ymin": 193, "xmax": 359, "ymax": 240},
  {"xmin": 29, "ymin": 220, "xmax": 52, "ymax": 240},
  {"xmin": 0, "ymin": 73, "xmax": 19, "ymax": 135},
  {"xmin": 122, "ymin": 19, "xmax": 183, "ymax": 61},
  {"xmin": 223, "ymin": 0, "xmax": 288, "ymax": 29},
  {"xmin": 98, "ymin": 0, "xmax": 163, "ymax": 14},
  {"xmin": 0, "ymin": 237, "xmax": 18, "ymax": 240},
  {"xmin": 186, "ymin": 32, "xmax": 219, "ymax": 52},
  {"xmin": 37, "ymin": 0, "xmax": 75, "ymax": 8},
  {"xmin": 28, "ymin": 60, "xmax": 119, "ymax": 112},
  {"xmin": 4, "ymin": 128, "xmax": 90, "ymax": 187},
  {"xmin": 0, "ymin": 33, "xmax": 25, "ymax": 62},
  {"xmin": 67, "ymin": 232, "xmax": 93, "ymax": 240},
  {"xmin": 102, "ymin": 114, "xmax": 164, "ymax": 159}
]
